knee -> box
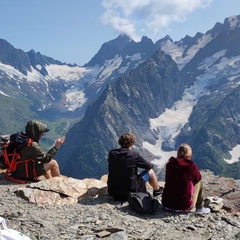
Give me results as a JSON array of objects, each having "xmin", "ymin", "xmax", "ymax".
[
  {"xmin": 148, "ymin": 169, "xmax": 155, "ymax": 177},
  {"xmin": 194, "ymin": 180, "xmax": 202, "ymax": 188},
  {"xmin": 50, "ymin": 159, "xmax": 59, "ymax": 168},
  {"xmin": 148, "ymin": 169, "xmax": 153, "ymax": 174}
]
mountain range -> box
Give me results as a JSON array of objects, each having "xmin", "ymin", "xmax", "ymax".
[{"xmin": 0, "ymin": 14, "xmax": 239, "ymax": 179}]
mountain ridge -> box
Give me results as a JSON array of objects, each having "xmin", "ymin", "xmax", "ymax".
[
  {"xmin": 57, "ymin": 14, "xmax": 240, "ymax": 179},
  {"xmin": 0, "ymin": 14, "xmax": 239, "ymax": 179}
]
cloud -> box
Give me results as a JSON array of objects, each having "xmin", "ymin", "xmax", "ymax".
[{"xmin": 101, "ymin": 0, "xmax": 212, "ymax": 41}]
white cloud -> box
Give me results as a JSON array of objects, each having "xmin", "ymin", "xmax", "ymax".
[{"xmin": 101, "ymin": 0, "xmax": 212, "ymax": 41}]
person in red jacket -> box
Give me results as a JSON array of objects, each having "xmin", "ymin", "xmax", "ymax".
[{"xmin": 162, "ymin": 143, "xmax": 210, "ymax": 214}]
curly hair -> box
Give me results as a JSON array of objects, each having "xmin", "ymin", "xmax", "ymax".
[
  {"xmin": 177, "ymin": 143, "xmax": 192, "ymax": 158},
  {"xmin": 118, "ymin": 132, "xmax": 135, "ymax": 148}
]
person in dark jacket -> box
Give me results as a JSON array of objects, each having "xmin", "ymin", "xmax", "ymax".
[
  {"xmin": 107, "ymin": 132, "xmax": 163, "ymax": 201},
  {"xmin": 10, "ymin": 120, "xmax": 65, "ymax": 180},
  {"xmin": 162, "ymin": 143, "xmax": 210, "ymax": 214}
]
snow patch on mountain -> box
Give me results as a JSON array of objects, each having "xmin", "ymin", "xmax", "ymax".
[
  {"xmin": 224, "ymin": 145, "xmax": 240, "ymax": 164},
  {"xmin": 27, "ymin": 67, "xmax": 49, "ymax": 83},
  {"xmin": 60, "ymin": 56, "xmax": 126, "ymax": 110},
  {"xmin": 0, "ymin": 63, "xmax": 25, "ymax": 80},
  {"xmin": 45, "ymin": 64, "xmax": 90, "ymax": 81},
  {"xmin": 0, "ymin": 62, "xmax": 90, "ymax": 84},
  {"xmin": 130, "ymin": 53, "xmax": 141, "ymax": 61},
  {"xmin": 0, "ymin": 61, "xmax": 103, "ymax": 111},
  {"xmin": 162, "ymin": 34, "xmax": 213, "ymax": 70},
  {"xmin": 65, "ymin": 88, "xmax": 87, "ymax": 110},
  {"xmin": 198, "ymin": 52, "xmax": 240, "ymax": 87},
  {"xmin": 161, "ymin": 40, "xmax": 185, "ymax": 67},
  {"xmin": 99, "ymin": 56, "xmax": 122, "ymax": 80},
  {"xmin": 0, "ymin": 90, "xmax": 10, "ymax": 97},
  {"xmin": 143, "ymin": 47, "xmax": 240, "ymax": 169},
  {"xmin": 0, "ymin": 63, "xmax": 48, "ymax": 83},
  {"xmin": 142, "ymin": 76, "xmax": 211, "ymax": 169}
]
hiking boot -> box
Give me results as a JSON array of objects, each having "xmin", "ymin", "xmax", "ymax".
[
  {"xmin": 153, "ymin": 186, "xmax": 164, "ymax": 197},
  {"xmin": 195, "ymin": 207, "xmax": 211, "ymax": 214}
]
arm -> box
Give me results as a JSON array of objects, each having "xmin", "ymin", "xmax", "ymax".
[
  {"xmin": 29, "ymin": 142, "xmax": 57, "ymax": 163},
  {"xmin": 135, "ymin": 152, "xmax": 153, "ymax": 170},
  {"xmin": 23, "ymin": 137, "xmax": 65, "ymax": 163},
  {"xmin": 191, "ymin": 163, "xmax": 202, "ymax": 184}
]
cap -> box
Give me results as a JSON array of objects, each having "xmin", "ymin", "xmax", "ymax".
[{"xmin": 44, "ymin": 128, "xmax": 50, "ymax": 132}]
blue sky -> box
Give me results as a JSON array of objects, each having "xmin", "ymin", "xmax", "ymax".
[{"xmin": 0, "ymin": 0, "xmax": 239, "ymax": 66}]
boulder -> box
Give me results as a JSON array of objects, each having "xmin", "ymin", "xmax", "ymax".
[
  {"xmin": 14, "ymin": 176, "xmax": 107, "ymax": 206},
  {"xmin": 201, "ymin": 170, "xmax": 240, "ymax": 214},
  {"xmin": 205, "ymin": 196, "xmax": 224, "ymax": 212}
]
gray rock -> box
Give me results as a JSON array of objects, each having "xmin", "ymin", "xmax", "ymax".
[
  {"xmin": 205, "ymin": 196, "xmax": 224, "ymax": 212},
  {"xmin": 0, "ymin": 170, "xmax": 239, "ymax": 240}
]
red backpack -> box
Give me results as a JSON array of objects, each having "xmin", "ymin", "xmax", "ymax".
[{"xmin": 0, "ymin": 132, "xmax": 35, "ymax": 184}]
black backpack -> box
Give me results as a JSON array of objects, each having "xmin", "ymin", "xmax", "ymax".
[
  {"xmin": 0, "ymin": 135, "xmax": 10, "ymax": 168},
  {"xmin": 127, "ymin": 192, "xmax": 160, "ymax": 214}
]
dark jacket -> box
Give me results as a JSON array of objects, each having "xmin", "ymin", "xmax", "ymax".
[
  {"xmin": 107, "ymin": 147, "xmax": 153, "ymax": 201},
  {"xmin": 19, "ymin": 120, "xmax": 57, "ymax": 163},
  {"xmin": 11, "ymin": 120, "xmax": 57, "ymax": 179},
  {"xmin": 162, "ymin": 156, "xmax": 202, "ymax": 211}
]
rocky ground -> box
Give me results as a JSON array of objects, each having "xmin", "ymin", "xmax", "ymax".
[{"xmin": 0, "ymin": 170, "xmax": 240, "ymax": 240}]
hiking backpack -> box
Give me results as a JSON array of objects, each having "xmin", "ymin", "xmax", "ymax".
[
  {"xmin": 0, "ymin": 132, "xmax": 35, "ymax": 183},
  {"xmin": 127, "ymin": 191, "xmax": 160, "ymax": 214}
]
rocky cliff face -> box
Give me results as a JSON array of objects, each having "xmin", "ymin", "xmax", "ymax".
[
  {"xmin": 57, "ymin": 49, "xmax": 186, "ymax": 179},
  {"xmin": 0, "ymin": 170, "xmax": 239, "ymax": 240}
]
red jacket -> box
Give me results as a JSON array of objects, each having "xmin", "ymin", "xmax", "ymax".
[{"xmin": 162, "ymin": 156, "xmax": 201, "ymax": 211}]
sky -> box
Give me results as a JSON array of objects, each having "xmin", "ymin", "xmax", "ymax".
[{"xmin": 0, "ymin": 0, "xmax": 239, "ymax": 66}]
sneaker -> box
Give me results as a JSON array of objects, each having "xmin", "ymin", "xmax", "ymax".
[
  {"xmin": 153, "ymin": 186, "xmax": 164, "ymax": 197},
  {"xmin": 195, "ymin": 207, "xmax": 211, "ymax": 214}
]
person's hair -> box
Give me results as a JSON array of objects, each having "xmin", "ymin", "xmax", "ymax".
[
  {"xmin": 177, "ymin": 143, "xmax": 192, "ymax": 158},
  {"xmin": 118, "ymin": 132, "xmax": 135, "ymax": 148}
]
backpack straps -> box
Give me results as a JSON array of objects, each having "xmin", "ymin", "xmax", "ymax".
[
  {"xmin": 2, "ymin": 136, "xmax": 37, "ymax": 184},
  {"xmin": 1, "ymin": 142, "xmax": 12, "ymax": 167},
  {"xmin": 5, "ymin": 158, "xmax": 37, "ymax": 184}
]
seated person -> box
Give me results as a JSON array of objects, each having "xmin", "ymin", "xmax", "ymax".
[
  {"xmin": 162, "ymin": 143, "xmax": 210, "ymax": 214},
  {"xmin": 3, "ymin": 120, "xmax": 65, "ymax": 180},
  {"xmin": 107, "ymin": 132, "xmax": 162, "ymax": 201}
]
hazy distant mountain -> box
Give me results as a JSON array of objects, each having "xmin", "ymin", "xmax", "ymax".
[
  {"xmin": 57, "ymin": 14, "xmax": 240, "ymax": 179},
  {"xmin": 0, "ymin": 34, "xmax": 160, "ymax": 137},
  {"xmin": 0, "ymin": 34, "xmax": 161, "ymax": 147},
  {"xmin": 82, "ymin": 34, "xmax": 160, "ymax": 104}
]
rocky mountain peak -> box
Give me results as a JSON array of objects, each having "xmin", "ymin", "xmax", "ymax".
[
  {"xmin": 155, "ymin": 35, "xmax": 173, "ymax": 48},
  {"xmin": 85, "ymin": 34, "xmax": 132, "ymax": 66},
  {"xmin": 0, "ymin": 39, "xmax": 31, "ymax": 75}
]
